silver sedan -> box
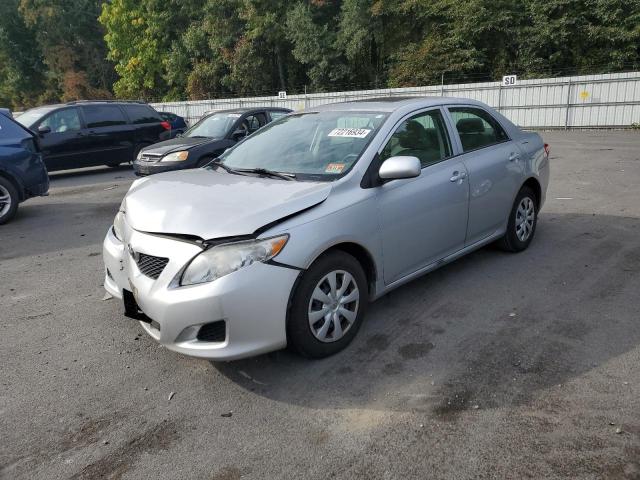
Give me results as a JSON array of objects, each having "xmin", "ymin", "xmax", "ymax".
[{"xmin": 103, "ymin": 97, "xmax": 549, "ymax": 360}]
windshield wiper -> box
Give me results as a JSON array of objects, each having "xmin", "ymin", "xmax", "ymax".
[
  {"xmin": 208, "ymin": 158, "xmax": 245, "ymax": 176},
  {"xmin": 235, "ymin": 168, "xmax": 296, "ymax": 181}
]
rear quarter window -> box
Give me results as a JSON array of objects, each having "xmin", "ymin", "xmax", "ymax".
[{"xmin": 125, "ymin": 105, "xmax": 162, "ymax": 124}]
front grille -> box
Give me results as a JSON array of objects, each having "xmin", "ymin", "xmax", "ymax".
[
  {"xmin": 140, "ymin": 153, "xmax": 163, "ymax": 163},
  {"xmin": 197, "ymin": 321, "xmax": 226, "ymax": 342},
  {"xmin": 135, "ymin": 253, "xmax": 169, "ymax": 279}
]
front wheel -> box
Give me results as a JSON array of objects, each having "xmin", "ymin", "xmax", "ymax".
[
  {"xmin": 497, "ymin": 186, "xmax": 538, "ymax": 252},
  {"xmin": 288, "ymin": 251, "xmax": 368, "ymax": 358}
]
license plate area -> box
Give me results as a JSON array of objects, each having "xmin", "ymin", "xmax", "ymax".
[{"xmin": 123, "ymin": 289, "xmax": 152, "ymax": 325}]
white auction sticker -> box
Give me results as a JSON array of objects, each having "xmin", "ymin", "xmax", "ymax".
[{"xmin": 328, "ymin": 128, "xmax": 371, "ymax": 138}]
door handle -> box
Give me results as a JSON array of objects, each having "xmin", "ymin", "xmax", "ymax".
[
  {"xmin": 450, "ymin": 171, "xmax": 467, "ymax": 182},
  {"xmin": 509, "ymin": 152, "xmax": 521, "ymax": 162}
]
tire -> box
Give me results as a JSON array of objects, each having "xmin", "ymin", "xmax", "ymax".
[
  {"xmin": 124, "ymin": 143, "xmax": 149, "ymax": 165},
  {"xmin": 0, "ymin": 176, "xmax": 19, "ymax": 225},
  {"xmin": 497, "ymin": 186, "xmax": 538, "ymax": 252},
  {"xmin": 287, "ymin": 251, "xmax": 368, "ymax": 358}
]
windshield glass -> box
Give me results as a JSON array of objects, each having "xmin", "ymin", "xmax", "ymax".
[
  {"xmin": 217, "ymin": 111, "xmax": 388, "ymax": 180},
  {"xmin": 185, "ymin": 112, "xmax": 240, "ymax": 138},
  {"xmin": 15, "ymin": 107, "xmax": 56, "ymax": 128}
]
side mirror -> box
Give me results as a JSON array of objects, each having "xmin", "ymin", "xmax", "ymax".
[
  {"xmin": 37, "ymin": 125, "xmax": 51, "ymax": 135},
  {"xmin": 378, "ymin": 156, "xmax": 421, "ymax": 181}
]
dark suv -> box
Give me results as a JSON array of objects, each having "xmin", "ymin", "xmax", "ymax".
[
  {"xmin": 15, "ymin": 101, "xmax": 171, "ymax": 171},
  {"xmin": 134, "ymin": 107, "xmax": 291, "ymax": 176}
]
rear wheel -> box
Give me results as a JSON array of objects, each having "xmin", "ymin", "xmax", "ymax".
[
  {"xmin": 497, "ymin": 186, "xmax": 538, "ymax": 252},
  {"xmin": 0, "ymin": 177, "xmax": 19, "ymax": 225},
  {"xmin": 288, "ymin": 251, "xmax": 368, "ymax": 358},
  {"xmin": 109, "ymin": 143, "xmax": 148, "ymax": 167}
]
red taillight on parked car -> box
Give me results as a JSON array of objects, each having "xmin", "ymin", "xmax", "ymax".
[
  {"xmin": 161, "ymin": 121, "xmax": 171, "ymax": 131},
  {"xmin": 544, "ymin": 143, "xmax": 550, "ymax": 156}
]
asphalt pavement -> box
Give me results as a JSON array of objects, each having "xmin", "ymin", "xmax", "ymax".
[{"xmin": 1, "ymin": 131, "xmax": 639, "ymax": 479}]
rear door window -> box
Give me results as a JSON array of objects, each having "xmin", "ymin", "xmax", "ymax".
[
  {"xmin": 124, "ymin": 104, "xmax": 162, "ymax": 124},
  {"xmin": 448, "ymin": 107, "xmax": 509, "ymax": 152},
  {"xmin": 81, "ymin": 105, "xmax": 127, "ymax": 128},
  {"xmin": 39, "ymin": 108, "xmax": 82, "ymax": 133}
]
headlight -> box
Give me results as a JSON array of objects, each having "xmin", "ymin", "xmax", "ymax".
[
  {"xmin": 160, "ymin": 151, "xmax": 189, "ymax": 162},
  {"xmin": 112, "ymin": 202, "xmax": 126, "ymax": 241},
  {"xmin": 178, "ymin": 235, "xmax": 289, "ymax": 286}
]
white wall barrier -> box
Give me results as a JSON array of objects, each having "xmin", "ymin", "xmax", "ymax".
[{"xmin": 152, "ymin": 71, "xmax": 640, "ymax": 129}]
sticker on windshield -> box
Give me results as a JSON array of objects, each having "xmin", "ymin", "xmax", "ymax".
[
  {"xmin": 328, "ymin": 128, "xmax": 371, "ymax": 138},
  {"xmin": 227, "ymin": 113, "xmax": 242, "ymax": 118},
  {"xmin": 325, "ymin": 163, "xmax": 346, "ymax": 174}
]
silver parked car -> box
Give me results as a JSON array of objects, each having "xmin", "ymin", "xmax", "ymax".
[{"xmin": 103, "ymin": 97, "xmax": 549, "ymax": 360}]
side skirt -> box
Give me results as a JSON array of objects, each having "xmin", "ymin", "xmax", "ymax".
[{"xmin": 371, "ymin": 229, "xmax": 505, "ymax": 301}]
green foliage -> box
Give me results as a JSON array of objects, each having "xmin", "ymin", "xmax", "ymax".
[
  {"xmin": 2, "ymin": 0, "xmax": 640, "ymax": 108},
  {"xmin": 0, "ymin": 0, "xmax": 47, "ymax": 108}
]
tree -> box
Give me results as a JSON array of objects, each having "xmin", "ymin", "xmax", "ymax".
[
  {"xmin": 518, "ymin": 0, "xmax": 640, "ymax": 76},
  {"xmin": 20, "ymin": 0, "xmax": 114, "ymax": 101},
  {"xmin": 99, "ymin": 0, "xmax": 197, "ymax": 99},
  {"xmin": 0, "ymin": 0, "xmax": 47, "ymax": 108}
]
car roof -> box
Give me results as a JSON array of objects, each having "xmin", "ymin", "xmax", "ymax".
[
  {"xmin": 203, "ymin": 107, "xmax": 292, "ymax": 115},
  {"xmin": 308, "ymin": 96, "xmax": 488, "ymax": 112},
  {"xmin": 21, "ymin": 100, "xmax": 151, "ymax": 112}
]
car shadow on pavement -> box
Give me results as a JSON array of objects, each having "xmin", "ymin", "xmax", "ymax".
[{"xmin": 213, "ymin": 212, "xmax": 640, "ymax": 421}]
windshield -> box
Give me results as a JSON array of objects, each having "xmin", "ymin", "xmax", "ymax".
[
  {"xmin": 15, "ymin": 107, "xmax": 56, "ymax": 128},
  {"xmin": 217, "ymin": 111, "xmax": 388, "ymax": 180},
  {"xmin": 185, "ymin": 112, "xmax": 240, "ymax": 138}
]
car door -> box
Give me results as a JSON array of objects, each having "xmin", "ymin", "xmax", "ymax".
[
  {"xmin": 80, "ymin": 104, "xmax": 132, "ymax": 166},
  {"xmin": 446, "ymin": 106, "xmax": 524, "ymax": 245},
  {"xmin": 35, "ymin": 107, "xmax": 88, "ymax": 171},
  {"xmin": 376, "ymin": 108, "xmax": 470, "ymax": 285}
]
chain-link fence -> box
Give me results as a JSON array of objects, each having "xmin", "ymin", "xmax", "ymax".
[{"xmin": 151, "ymin": 71, "xmax": 640, "ymax": 130}]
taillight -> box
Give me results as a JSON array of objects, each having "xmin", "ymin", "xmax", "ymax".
[
  {"xmin": 161, "ymin": 121, "xmax": 171, "ymax": 131},
  {"xmin": 543, "ymin": 143, "xmax": 550, "ymax": 156}
]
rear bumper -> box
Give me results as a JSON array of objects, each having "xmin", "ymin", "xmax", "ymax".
[{"xmin": 25, "ymin": 177, "xmax": 49, "ymax": 198}]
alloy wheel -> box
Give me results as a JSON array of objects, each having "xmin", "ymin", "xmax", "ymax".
[
  {"xmin": 0, "ymin": 185, "xmax": 12, "ymax": 218},
  {"xmin": 515, "ymin": 196, "xmax": 535, "ymax": 242},
  {"xmin": 308, "ymin": 270, "xmax": 360, "ymax": 343}
]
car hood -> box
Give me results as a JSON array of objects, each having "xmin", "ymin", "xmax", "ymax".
[
  {"xmin": 141, "ymin": 137, "xmax": 218, "ymax": 155},
  {"xmin": 124, "ymin": 169, "xmax": 332, "ymax": 239}
]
